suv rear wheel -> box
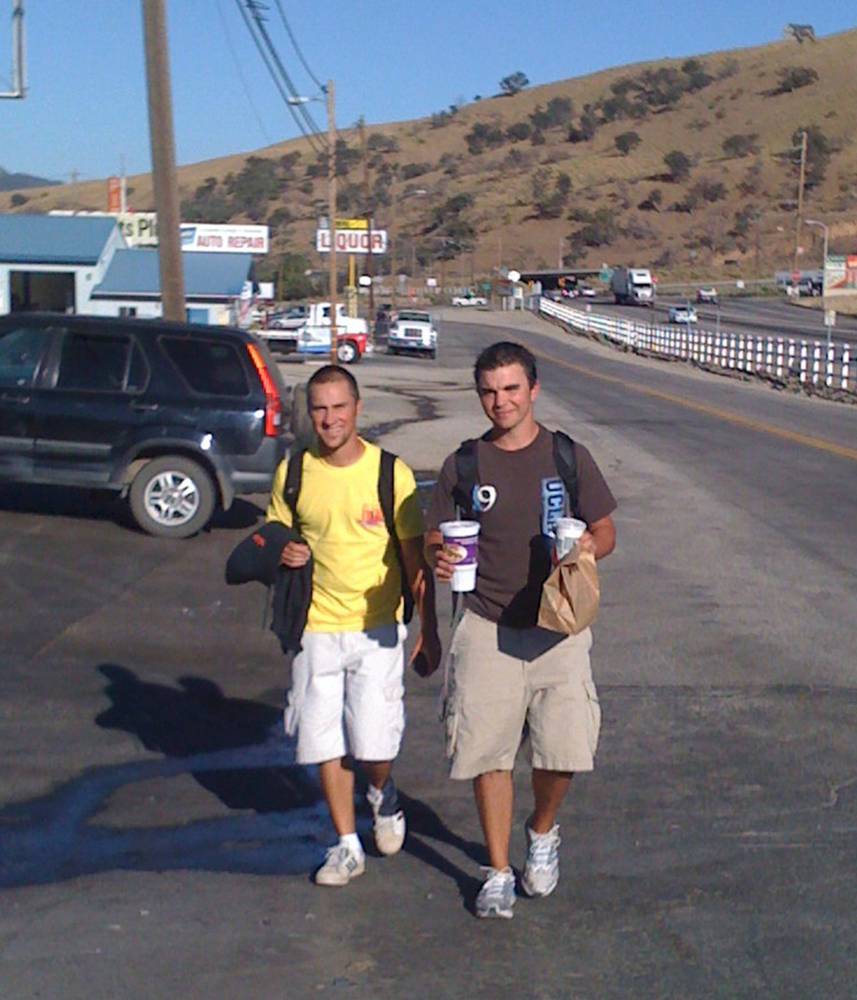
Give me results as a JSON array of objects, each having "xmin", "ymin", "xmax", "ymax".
[{"xmin": 129, "ymin": 456, "xmax": 216, "ymax": 538}]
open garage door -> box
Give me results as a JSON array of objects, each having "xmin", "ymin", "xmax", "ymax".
[{"xmin": 10, "ymin": 271, "xmax": 76, "ymax": 313}]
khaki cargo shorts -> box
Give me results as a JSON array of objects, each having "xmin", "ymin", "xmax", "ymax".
[{"xmin": 443, "ymin": 610, "xmax": 601, "ymax": 780}]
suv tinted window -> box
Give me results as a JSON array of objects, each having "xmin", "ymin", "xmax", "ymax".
[
  {"xmin": 0, "ymin": 325, "xmax": 52, "ymax": 388},
  {"xmin": 161, "ymin": 337, "xmax": 250, "ymax": 397},
  {"xmin": 57, "ymin": 332, "xmax": 131, "ymax": 392}
]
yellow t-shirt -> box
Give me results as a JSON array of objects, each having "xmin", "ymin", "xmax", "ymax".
[{"xmin": 266, "ymin": 439, "xmax": 424, "ymax": 632}]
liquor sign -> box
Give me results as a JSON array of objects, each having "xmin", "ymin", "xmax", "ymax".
[
  {"xmin": 316, "ymin": 228, "xmax": 388, "ymax": 254},
  {"xmin": 181, "ymin": 223, "xmax": 269, "ymax": 254}
]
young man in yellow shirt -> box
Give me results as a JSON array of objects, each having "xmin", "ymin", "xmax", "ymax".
[{"xmin": 267, "ymin": 365, "xmax": 440, "ymax": 886}]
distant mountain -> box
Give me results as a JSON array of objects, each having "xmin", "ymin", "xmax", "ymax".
[{"xmin": 0, "ymin": 167, "xmax": 61, "ymax": 192}]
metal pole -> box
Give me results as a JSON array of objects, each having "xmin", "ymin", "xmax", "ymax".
[
  {"xmin": 142, "ymin": 0, "xmax": 185, "ymax": 321},
  {"xmin": 390, "ymin": 185, "xmax": 398, "ymax": 310},
  {"xmin": 792, "ymin": 129, "xmax": 807, "ymax": 274},
  {"xmin": 0, "ymin": 0, "xmax": 25, "ymax": 99},
  {"xmin": 326, "ymin": 79, "xmax": 337, "ymax": 363},
  {"xmin": 359, "ymin": 119, "xmax": 375, "ymax": 332}
]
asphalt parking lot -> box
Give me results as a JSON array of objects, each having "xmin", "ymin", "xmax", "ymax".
[{"xmin": 2, "ymin": 310, "xmax": 857, "ymax": 998}]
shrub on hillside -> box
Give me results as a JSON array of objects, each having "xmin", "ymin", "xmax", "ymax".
[
  {"xmin": 506, "ymin": 121, "xmax": 532, "ymax": 142},
  {"xmin": 664, "ymin": 149, "xmax": 692, "ymax": 181},
  {"xmin": 10, "ymin": 193, "xmax": 28, "ymax": 207},
  {"xmin": 575, "ymin": 207, "xmax": 620, "ymax": 246},
  {"xmin": 182, "ymin": 177, "xmax": 232, "ymax": 224},
  {"xmin": 722, "ymin": 133, "xmax": 759, "ymax": 158},
  {"xmin": 529, "ymin": 97, "xmax": 573, "ymax": 130},
  {"xmin": 772, "ymin": 66, "xmax": 819, "ymax": 95},
  {"xmin": 401, "ymin": 162, "xmax": 432, "ymax": 180},
  {"xmin": 367, "ymin": 132, "xmax": 399, "ymax": 153},
  {"xmin": 638, "ymin": 188, "xmax": 662, "ymax": 211},
  {"xmin": 465, "ymin": 122, "xmax": 505, "ymax": 155},
  {"xmin": 267, "ymin": 207, "xmax": 293, "ymax": 230},
  {"xmin": 691, "ymin": 177, "xmax": 727, "ymax": 203},
  {"xmin": 615, "ymin": 131, "xmax": 642, "ymax": 156}
]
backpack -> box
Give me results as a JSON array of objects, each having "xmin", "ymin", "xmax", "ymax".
[
  {"xmin": 451, "ymin": 430, "xmax": 580, "ymax": 521},
  {"xmin": 283, "ymin": 447, "xmax": 414, "ymax": 624}
]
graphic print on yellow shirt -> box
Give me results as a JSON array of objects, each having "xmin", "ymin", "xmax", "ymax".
[{"xmin": 266, "ymin": 440, "xmax": 424, "ymax": 632}]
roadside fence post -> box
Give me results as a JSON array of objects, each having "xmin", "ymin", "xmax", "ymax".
[
  {"xmin": 826, "ymin": 341, "xmax": 834, "ymax": 388},
  {"xmin": 841, "ymin": 345, "xmax": 850, "ymax": 391},
  {"xmin": 799, "ymin": 342, "xmax": 808, "ymax": 383},
  {"xmin": 776, "ymin": 338, "xmax": 784, "ymax": 379},
  {"xmin": 812, "ymin": 343, "xmax": 821, "ymax": 386}
]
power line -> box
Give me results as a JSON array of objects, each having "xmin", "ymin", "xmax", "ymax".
[
  {"xmin": 234, "ymin": 0, "xmax": 325, "ymax": 153},
  {"xmin": 216, "ymin": 0, "xmax": 272, "ymax": 144},
  {"xmin": 273, "ymin": 0, "xmax": 324, "ymax": 93},
  {"xmin": 245, "ymin": 1, "xmax": 325, "ymax": 141}
]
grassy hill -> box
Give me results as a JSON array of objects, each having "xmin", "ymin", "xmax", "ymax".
[{"xmin": 4, "ymin": 27, "xmax": 857, "ymax": 284}]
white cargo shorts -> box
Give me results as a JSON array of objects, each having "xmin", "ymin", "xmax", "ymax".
[{"xmin": 284, "ymin": 623, "xmax": 407, "ymax": 765}]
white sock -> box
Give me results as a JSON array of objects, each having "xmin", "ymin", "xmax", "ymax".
[{"xmin": 339, "ymin": 832, "xmax": 363, "ymax": 857}]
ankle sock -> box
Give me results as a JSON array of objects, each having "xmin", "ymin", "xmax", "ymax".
[{"xmin": 339, "ymin": 832, "xmax": 363, "ymax": 857}]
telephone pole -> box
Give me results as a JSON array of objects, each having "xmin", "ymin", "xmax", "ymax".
[
  {"xmin": 792, "ymin": 129, "xmax": 808, "ymax": 274},
  {"xmin": 326, "ymin": 79, "xmax": 337, "ymax": 363},
  {"xmin": 359, "ymin": 119, "xmax": 375, "ymax": 330},
  {"xmin": 142, "ymin": 0, "xmax": 185, "ymax": 321}
]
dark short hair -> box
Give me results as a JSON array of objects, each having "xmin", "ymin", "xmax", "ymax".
[
  {"xmin": 474, "ymin": 342, "xmax": 538, "ymax": 388},
  {"xmin": 306, "ymin": 364, "xmax": 360, "ymax": 403}
]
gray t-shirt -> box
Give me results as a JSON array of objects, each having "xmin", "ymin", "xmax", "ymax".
[{"xmin": 426, "ymin": 425, "xmax": 616, "ymax": 628}]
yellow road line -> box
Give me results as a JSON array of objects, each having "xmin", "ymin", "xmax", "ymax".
[{"xmin": 527, "ymin": 345, "xmax": 857, "ymax": 464}]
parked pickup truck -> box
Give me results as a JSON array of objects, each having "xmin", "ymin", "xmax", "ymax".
[
  {"xmin": 451, "ymin": 291, "xmax": 488, "ymax": 307},
  {"xmin": 257, "ymin": 303, "xmax": 369, "ymax": 363}
]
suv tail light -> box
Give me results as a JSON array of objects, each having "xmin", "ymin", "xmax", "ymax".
[{"xmin": 246, "ymin": 343, "xmax": 282, "ymax": 436}]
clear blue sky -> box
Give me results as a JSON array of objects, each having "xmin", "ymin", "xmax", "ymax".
[{"xmin": 2, "ymin": 0, "xmax": 855, "ymax": 183}]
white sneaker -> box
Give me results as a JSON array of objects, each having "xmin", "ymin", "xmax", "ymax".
[
  {"xmin": 366, "ymin": 781, "xmax": 406, "ymax": 856},
  {"xmin": 521, "ymin": 823, "xmax": 561, "ymax": 898},
  {"xmin": 314, "ymin": 844, "xmax": 365, "ymax": 887},
  {"xmin": 475, "ymin": 866, "xmax": 516, "ymax": 919}
]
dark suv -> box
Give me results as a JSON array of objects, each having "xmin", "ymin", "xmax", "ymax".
[{"xmin": 0, "ymin": 312, "xmax": 290, "ymax": 538}]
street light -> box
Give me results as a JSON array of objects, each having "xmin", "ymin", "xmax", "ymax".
[
  {"xmin": 805, "ymin": 218, "xmax": 831, "ymax": 354},
  {"xmin": 288, "ymin": 82, "xmax": 338, "ymax": 363}
]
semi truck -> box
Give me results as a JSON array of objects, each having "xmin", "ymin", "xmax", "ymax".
[{"xmin": 610, "ymin": 267, "xmax": 655, "ymax": 305}]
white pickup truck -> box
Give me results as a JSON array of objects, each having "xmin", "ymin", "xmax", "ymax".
[{"xmin": 257, "ymin": 303, "xmax": 369, "ymax": 363}]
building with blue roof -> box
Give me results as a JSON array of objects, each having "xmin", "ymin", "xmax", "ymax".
[
  {"xmin": 0, "ymin": 214, "xmax": 126, "ymax": 314},
  {"xmin": 89, "ymin": 248, "xmax": 255, "ymax": 325},
  {"xmin": 0, "ymin": 214, "xmax": 258, "ymax": 325}
]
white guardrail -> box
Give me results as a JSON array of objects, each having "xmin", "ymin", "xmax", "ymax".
[{"xmin": 539, "ymin": 298, "xmax": 854, "ymax": 394}]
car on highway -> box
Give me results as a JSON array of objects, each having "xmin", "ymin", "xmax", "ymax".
[
  {"xmin": 451, "ymin": 292, "xmax": 488, "ymax": 307},
  {"xmin": 668, "ymin": 304, "xmax": 698, "ymax": 324},
  {"xmin": 0, "ymin": 313, "xmax": 289, "ymax": 538},
  {"xmin": 387, "ymin": 310, "xmax": 437, "ymax": 359},
  {"xmin": 796, "ymin": 278, "xmax": 823, "ymax": 297},
  {"xmin": 578, "ymin": 284, "xmax": 597, "ymax": 298},
  {"xmin": 696, "ymin": 287, "xmax": 718, "ymax": 304}
]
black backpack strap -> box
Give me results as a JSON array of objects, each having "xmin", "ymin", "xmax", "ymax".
[
  {"xmin": 379, "ymin": 449, "xmax": 414, "ymax": 625},
  {"xmin": 283, "ymin": 447, "xmax": 306, "ymax": 529},
  {"xmin": 552, "ymin": 431, "xmax": 580, "ymax": 519},
  {"xmin": 452, "ymin": 438, "xmax": 479, "ymax": 519}
]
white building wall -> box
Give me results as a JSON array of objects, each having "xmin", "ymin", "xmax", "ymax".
[{"xmin": 86, "ymin": 298, "xmax": 234, "ymax": 325}]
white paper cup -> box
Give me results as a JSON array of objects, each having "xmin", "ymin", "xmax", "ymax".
[
  {"xmin": 553, "ymin": 517, "xmax": 586, "ymax": 561},
  {"xmin": 438, "ymin": 519, "xmax": 480, "ymax": 592}
]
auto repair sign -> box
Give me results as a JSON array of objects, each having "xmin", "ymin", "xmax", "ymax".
[{"xmin": 180, "ymin": 224, "xmax": 269, "ymax": 254}]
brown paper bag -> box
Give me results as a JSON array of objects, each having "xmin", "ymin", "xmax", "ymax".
[{"xmin": 537, "ymin": 545, "xmax": 600, "ymax": 635}]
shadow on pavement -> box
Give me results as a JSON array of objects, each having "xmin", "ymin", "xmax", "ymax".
[{"xmin": 0, "ymin": 665, "xmax": 482, "ymax": 902}]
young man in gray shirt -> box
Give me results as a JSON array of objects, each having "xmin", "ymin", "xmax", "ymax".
[{"xmin": 426, "ymin": 341, "xmax": 616, "ymax": 918}]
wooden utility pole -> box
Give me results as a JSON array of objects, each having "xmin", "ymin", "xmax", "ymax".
[
  {"xmin": 359, "ymin": 119, "xmax": 375, "ymax": 330},
  {"xmin": 326, "ymin": 79, "xmax": 337, "ymax": 363},
  {"xmin": 792, "ymin": 129, "xmax": 808, "ymax": 273},
  {"xmin": 142, "ymin": 0, "xmax": 185, "ymax": 321}
]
